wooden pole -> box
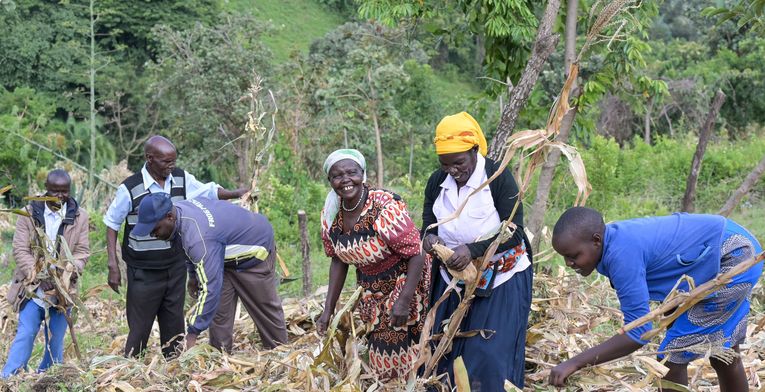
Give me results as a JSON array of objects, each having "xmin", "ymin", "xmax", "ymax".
[
  {"xmin": 298, "ymin": 210, "xmax": 311, "ymax": 297},
  {"xmin": 88, "ymin": 0, "xmax": 97, "ymax": 210}
]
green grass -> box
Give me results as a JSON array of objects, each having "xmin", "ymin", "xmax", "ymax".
[{"xmin": 221, "ymin": 0, "xmax": 346, "ymax": 63}]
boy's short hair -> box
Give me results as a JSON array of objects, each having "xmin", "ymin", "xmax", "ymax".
[{"xmin": 553, "ymin": 207, "xmax": 605, "ymax": 241}]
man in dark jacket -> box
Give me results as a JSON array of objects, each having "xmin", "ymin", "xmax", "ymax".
[
  {"xmin": 103, "ymin": 136, "xmax": 247, "ymax": 358},
  {"xmin": 132, "ymin": 193, "xmax": 287, "ymax": 351},
  {"xmin": 2, "ymin": 169, "xmax": 89, "ymax": 377}
]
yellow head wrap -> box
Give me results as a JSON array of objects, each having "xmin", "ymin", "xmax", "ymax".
[{"xmin": 433, "ymin": 112, "xmax": 488, "ymax": 156}]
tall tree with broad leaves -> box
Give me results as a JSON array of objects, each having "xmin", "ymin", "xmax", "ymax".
[
  {"xmin": 147, "ymin": 15, "xmax": 274, "ymax": 186},
  {"xmin": 357, "ymin": 0, "xmax": 539, "ymax": 96},
  {"xmin": 306, "ymin": 22, "xmax": 428, "ymax": 187}
]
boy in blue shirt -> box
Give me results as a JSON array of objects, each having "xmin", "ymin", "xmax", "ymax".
[{"xmin": 549, "ymin": 207, "xmax": 763, "ymax": 391}]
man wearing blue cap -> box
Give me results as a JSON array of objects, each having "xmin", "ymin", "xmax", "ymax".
[
  {"xmin": 103, "ymin": 136, "xmax": 248, "ymax": 358},
  {"xmin": 133, "ymin": 193, "xmax": 287, "ymax": 350}
]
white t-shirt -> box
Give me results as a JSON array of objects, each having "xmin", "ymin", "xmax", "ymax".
[{"xmin": 33, "ymin": 203, "xmax": 66, "ymax": 309}]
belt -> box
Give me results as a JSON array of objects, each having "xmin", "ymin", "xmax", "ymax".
[{"xmin": 223, "ymin": 255, "xmax": 261, "ymax": 271}]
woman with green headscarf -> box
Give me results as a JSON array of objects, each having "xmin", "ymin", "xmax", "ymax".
[{"xmin": 317, "ymin": 149, "xmax": 431, "ymax": 382}]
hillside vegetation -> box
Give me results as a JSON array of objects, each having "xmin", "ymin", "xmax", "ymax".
[{"xmin": 1, "ymin": 0, "xmax": 765, "ymax": 390}]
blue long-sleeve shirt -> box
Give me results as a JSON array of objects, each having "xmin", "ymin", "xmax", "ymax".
[
  {"xmin": 173, "ymin": 198, "xmax": 274, "ymax": 335},
  {"xmin": 596, "ymin": 213, "xmax": 726, "ymax": 344}
]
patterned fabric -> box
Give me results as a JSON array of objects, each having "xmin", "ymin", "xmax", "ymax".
[
  {"xmin": 658, "ymin": 221, "xmax": 763, "ymax": 364},
  {"xmin": 322, "ymin": 187, "xmax": 431, "ymax": 380},
  {"xmin": 495, "ymin": 243, "xmax": 526, "ymax": 273},
  {"xmin": 474, "ymin": 243, "xmax": 527, "ymax": 289}
]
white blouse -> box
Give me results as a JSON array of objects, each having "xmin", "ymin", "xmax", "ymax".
[
  {"xmin": 432, "ymin": 154, "xmax": 530, "ymax": 289},
  {"xmin": 432, "ymin": 154, "xmax": 500, "ymax": 249}
]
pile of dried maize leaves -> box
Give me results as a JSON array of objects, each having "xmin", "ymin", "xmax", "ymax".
[{"xmin": 0, "ymin": 267, "xmax": 763, "ymax": 391}]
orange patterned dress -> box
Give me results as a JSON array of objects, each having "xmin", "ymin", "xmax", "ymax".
[{"xmin": 322, "ymin": 187, "xmax": 431, "ymax": 381}]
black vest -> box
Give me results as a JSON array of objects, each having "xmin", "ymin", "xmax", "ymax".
[{"xmin": 120, "ymin": 168, "xmax": 187, "ymax": 269}]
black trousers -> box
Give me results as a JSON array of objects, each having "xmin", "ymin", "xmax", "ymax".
[{"xmin": 125, "ymin": 261, "xmax": 186, "ymax": 358}]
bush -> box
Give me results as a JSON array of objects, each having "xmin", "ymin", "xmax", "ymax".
[{"xmin": 539, "ymin": 133, "xmax": 765, "ymax": 226}]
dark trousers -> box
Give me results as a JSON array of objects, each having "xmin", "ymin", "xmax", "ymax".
[
  {"xmin": 432, "ymin": 266, "xmax": 533, "ymax": 391},
  {"xmin": 209, "ymin": 251, "xmax": 287, "ymax": 352},
  {"xmin": 125, "ymin": 261, "xmax": 186, "ymax": 358}
]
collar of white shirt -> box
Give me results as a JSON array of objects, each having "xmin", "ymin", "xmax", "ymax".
[
  {"xmin": 141, "ymin": 163, "xmax": 177, "ymax": 190},
  {"xmin": 439, "ymin": 153, "xmax": 487, "ymax": 191},
  {"xmin": 44, "ymin": 202, "xmax": 66, "ymax": 220}
]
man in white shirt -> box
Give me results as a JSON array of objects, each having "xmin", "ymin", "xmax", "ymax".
[
  {"xmin": 3, "ymin": 169, "xmax": 90, "ymax": 377},
  {"xmin": 103, "ymin": 136, "xmax": 246, "ymax": 358}
]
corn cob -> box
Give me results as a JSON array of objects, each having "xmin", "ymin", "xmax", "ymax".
[{"xmin": 431, "ymin": 243, "xmax": 478, "ymax": 283}]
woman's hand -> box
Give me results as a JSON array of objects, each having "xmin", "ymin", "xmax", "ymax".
[
  {"xmin": 445, "ymin": 244, "xmax": 473, "ymax": 271},
  {"xmin": 390, "ymin": 296, "xmax": 411, "ymax": 327},
  {"xmin": 316, "ymin": 311, "xmax": 331, "ymax": 335},
  {"xmin": 422, "ymin": 234, "xmax": 444, "ymax": 255},
  {"xmin": 549, "ymin": 359, "xmax": 580, "ymax": 387}
]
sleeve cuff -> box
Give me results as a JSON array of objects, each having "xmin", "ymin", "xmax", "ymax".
[
  {"xmin": 210, "ymin": 183, "xmax": 221, "ymax": 199},
  {"xmin": 626, "ymin": 329, "xmax": 650, "ymax": 345},
  {"xmin": 466, "ymin": 243, "xmax": 483, "ymax": 259},
  {"xmin": 103, "ymin": 217, "xmax": 122, "ymax": 232},
  {"xmin": 187, "ymin": 325, "xmax": 202, "ymax": 335}
]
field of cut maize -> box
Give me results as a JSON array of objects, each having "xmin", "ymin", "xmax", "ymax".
[{"xmin": 0, "ymin": 266, "xmax": 763, "ymax": 392}]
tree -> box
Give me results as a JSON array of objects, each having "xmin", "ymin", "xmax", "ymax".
[
  {"xmin": 95, "ymin": 0, "xmax": 220, "ymax": 64},
  {"xmin": 635, "ymin": 75, "xmax": 669, "ymax": 144},
  {"xmin": 526, "ymin": 0, "xmax": 575, "ymax": 250},
  {"xmin": 488, "ymin": 0, "xmax": 560, "ymax": 159},
  {"xmin": 703, "ymin": 0, "xmax": 765, "ymax": 35},
  {"xmin": 719, "ymin": 154, "xmax": 765, "ymax": 216},
  {"xmin": 0, "ymin": 1, "xmax": 91, "ymax": 113},
  {"xmin": 306, "ymin": 22, "xmax": 427, "ymax": 186},
  {"xmin": 525, "ymin": 1, "xmax": 660, "ymax": 247},
  {"xmin": 357, "ymin": 0, "xmax": 539, "ymax": 93},
  {"xmin": 681, "ymin": 90, "xmax": 726, "ymax": 213},
  {"xmin": 0, "ymin": 89, "xmax": 57, "ymax": 201},
  {"xmin": 0, "ymin": 0, "xmax": 223, "ymax": 172},
  {"xmin": 148, "ymin": 15, "xmax": 273, "ymax": 185}
]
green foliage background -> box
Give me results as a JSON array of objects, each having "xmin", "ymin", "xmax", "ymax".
[
  {"xmin": 1, "ymin": 1, "xmax": 765, "ymax": 384},
  {"xmin": 1, "ymin": 0, "xmax": 765, "ymax": 297}
]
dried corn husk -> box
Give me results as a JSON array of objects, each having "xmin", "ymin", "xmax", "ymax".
[
  {"xmin": 431, "ymin": 243, "xmax": 478, "ymax": 283},
  {"xmin": 0, "ymin": 268, "xmax": 763, "ymax": 391}
]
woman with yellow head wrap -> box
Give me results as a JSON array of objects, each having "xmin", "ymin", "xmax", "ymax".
[
  {"xmin": 433, "ymin": 111, "xmax": 488, "ymax": 157},
  {"xmin": 421, "ymin": 112, "xmax": 533, "ymax": 390}
]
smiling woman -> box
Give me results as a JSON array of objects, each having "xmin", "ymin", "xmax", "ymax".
[{"xmin": 317, "ymin": 149, "xmax": 431, "ymax": 382}]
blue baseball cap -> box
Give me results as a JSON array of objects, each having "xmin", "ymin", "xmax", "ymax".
[{"xmin": 132, "ymin": 193, "xmax": 173, "ymax": 237}]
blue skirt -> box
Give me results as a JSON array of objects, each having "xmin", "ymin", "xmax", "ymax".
[
  {"xmin": 431, "ymin": 265, "xmax": 533, "ymax": 391},
  {"xmin": 658, "ymin": 219, "xmax": 763, "ymax": 364}
]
